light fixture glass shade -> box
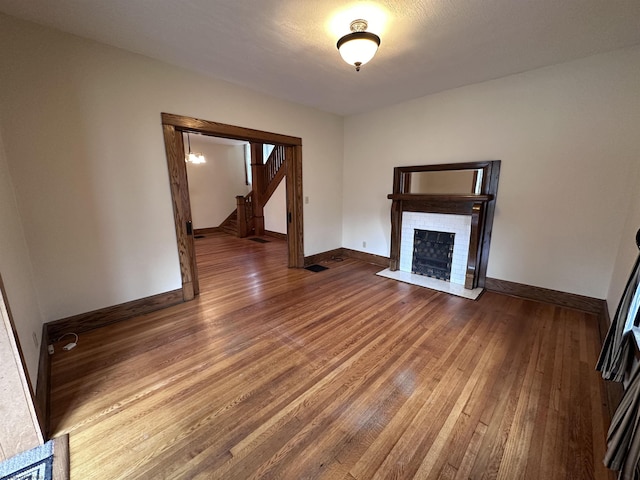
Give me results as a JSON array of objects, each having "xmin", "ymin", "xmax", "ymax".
[
  {"xmin": 186, "ymin": 152, "xmax": 206, "ymax": 164},
  {"xmin": 337, "ymin": 31, "xmax": 380, "ymax": 71},
  {"xmin": 184, "ymin": 132, "xmax": 206, "ymax": 164}
]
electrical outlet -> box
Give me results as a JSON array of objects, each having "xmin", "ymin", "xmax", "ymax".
[
  {"xmin": 305, "ymin": 196, "xmax": 309, "ymax": 204},
  {"xmin": 362, "ymin": 241, "xmax": 367, "ymax": 248},
  {"xmin": 32, "ymin": 331, "xmax": 38, "ymax": 348}
]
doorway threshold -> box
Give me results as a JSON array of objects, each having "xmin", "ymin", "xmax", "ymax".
[{"xmin": 376, "ymin": 268, "xmax": 483, "ymax": 300}]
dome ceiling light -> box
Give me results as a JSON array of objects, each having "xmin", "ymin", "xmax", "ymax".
[{"xmin": 336, "ymin": 19, "xmax": 381, "ymax": 72}]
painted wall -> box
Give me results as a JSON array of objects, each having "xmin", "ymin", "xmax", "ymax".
[
  {"xmin": 264, "ymin": 181, "xmax": 287, "ymax": 234},
  {"xmin": 185, "ymin": 138, "xmax": 249, "ymax": 229},
  {"xmin": 343, "ymin": 46, "xmax": 640, "ymax": 299},
  {"xmin": 0, "ymin": 131, "xmax": 42, "ymax": 383},
  {"xmin": 607, "ymin": 159, "xmax": 640, "ymax": 318},
  {"xmin": 0, "ymin": 15, "xmax": 343, "ymax": 322}
]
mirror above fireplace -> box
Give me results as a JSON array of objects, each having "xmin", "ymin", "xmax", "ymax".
[
  {"xmin": 387, "ymin": 160, "xmax": 501, "ymax": 290},
  {"xmin": 410, "ymin": 169, "xmax": 482, "ymax": 195}
]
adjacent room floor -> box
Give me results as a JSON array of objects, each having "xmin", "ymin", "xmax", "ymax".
[{"xmin": 49, "ymin": 232, "xmax": 615, "ymax": 479}]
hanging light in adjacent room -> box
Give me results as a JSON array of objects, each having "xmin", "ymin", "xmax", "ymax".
[
  {"xmin": 185, "ymin": 132, "xmax": 206, "ymax": 164},
  {"xmin": 336, "ymin": 19, "xmax": 381, "ymax": 72}
]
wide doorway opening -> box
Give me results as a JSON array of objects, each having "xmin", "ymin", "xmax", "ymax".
[{"xmin": 161, "ymin": 113, "xmax": 304, "ymax": 301}]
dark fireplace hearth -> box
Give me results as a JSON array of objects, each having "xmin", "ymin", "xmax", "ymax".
[{"xmin": 412, "ymin": 229, "xmax": 455, "ymax": 281}]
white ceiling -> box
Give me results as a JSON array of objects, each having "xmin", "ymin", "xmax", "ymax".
[{"xmin": 1, "ymin": 0, "xmax": 639, "ymax": 116}]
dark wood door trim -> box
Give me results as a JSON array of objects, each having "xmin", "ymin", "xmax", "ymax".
[
  {"xmin": 286, "ymin": 145, "xmax": 304, "ymax": 267},
  {"xmin": 161, "ymin": 113, "xmax": 304, "ymax": 299},
  {"xmin": 162, "ymin": 124, "xmax": 197, "ymax": 301},
  {"xmin": 161, "ymin": 113, "xmax": 302, "ymax": 146}
]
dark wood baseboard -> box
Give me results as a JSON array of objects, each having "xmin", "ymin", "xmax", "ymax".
[
  {"xmin": 193, "ymin": 227, "xmax": 221, "ymax": 235},
  {"xmin": 46, "ymin": 289, "xmax": 184, "ymax": 339},
  {"xmin": 304, "ymin": 248, "xmax": 344, "ymax": 266},
  {"xmin": 596, "ymin": 302, "xmax": 612, "ymax": 347},
  {"xmin": 35, "ymin": 324, "xmax": 50, "ymax": 439},
  {"xmin": 484, "ymin": 277, "xmax": 604, "ymax": 314},
  {"xmin": 304, "ymin": 248, "xmax": 390, "ymax": 268},
  {"xmin": 340, "ymin": 248, "xmax": 390, "ymax": 268},
  {"xmin": 265, "ymin": 230, "xmax": 287, "ymax": 241}
]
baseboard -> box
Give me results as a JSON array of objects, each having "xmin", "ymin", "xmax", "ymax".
[
  {"xmin": 35, "ymin": 324, "xmax": 50, "ymax": 439},
  {"xmin": 193, "ymin": 227, "xmax": 221, "ymax": 235},
  {"xmin": 484, "ymin": 277, "xmax": 604, "ymax": 314},
  {"xmin": 596, "ymin": 301, "xmax": 612, "ymax": 346},
  {"xmin": 304, "ymin": 248, "xmax": 344, "ymax": 266},
  {"xmin": 265, "ymin": 230, "xmax": 287, "ymax": 241},
  {"xmin": 340, "ymin": 248, "xmax": 390, "ymax": 268},
  {"xmin": 46, "ymin": 289, "xmax": 184, "ymax": 339},
  {"xmin": 305, "ymin": 248, "xmax": 390, "ymax": 268}
]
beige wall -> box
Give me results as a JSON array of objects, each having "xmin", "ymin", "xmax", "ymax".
[
  {"xmin": 186, "ymin": 139, "xmax": 250, "ymax": 229},
  {"xmin": 343, "ymin": 46, "xmax": 640, "ymax": 298},
  {"xmin": 0, "ymin": 130, "xmax": 42, "ymax": 383},
  {"xmin": 0, "ymin": 15, "xmax": 344, "ymax": 325},
  {"xmin": 264, "ymin": 181, "xmax": 287, "ymax": 234}
]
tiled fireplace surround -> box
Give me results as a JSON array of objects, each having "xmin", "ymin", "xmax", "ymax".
[{"xmin": 400, "ymin": 212, "xmax": 471, "ymax": 285}]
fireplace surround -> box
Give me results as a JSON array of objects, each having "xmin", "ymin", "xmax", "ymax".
[
  {"xmin": 401, "ymin": 213, "xmax": 471, "ymax": 285},
  {"xmin": 387, "ymin": 161, "xmax": 501, "ymax": 290},
  {"xmin": 412, "ymin": 229, "xmax": 455, "ymax": 280}
]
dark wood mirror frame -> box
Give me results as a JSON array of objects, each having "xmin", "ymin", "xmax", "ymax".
[{"xmin": 388, "ymin": 160, "xmax": 501, "ymax": 289}]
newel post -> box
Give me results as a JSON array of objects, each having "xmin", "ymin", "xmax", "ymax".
[{"xmin": 236, "ymin": 195, "xmax": 248, "ymax": 238}]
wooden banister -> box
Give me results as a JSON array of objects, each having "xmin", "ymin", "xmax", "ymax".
[
  {"xmin": 263, "ymin": 145, "xmax": 285, "ymax": 191},
  {"xmin": 236, "ymin": 193, "xmax": 254, "ymax": 238}
]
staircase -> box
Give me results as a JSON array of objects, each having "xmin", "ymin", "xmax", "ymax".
[
  {"xmin": 218, "ymin": 144, "xmax": 285, "ymax": 238},
  {"xmin": 219, "ymin": 210, "xmax": 238, "ymax": 236}
]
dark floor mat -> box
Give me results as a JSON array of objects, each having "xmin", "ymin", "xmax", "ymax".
[
  {"xmin": 305, "ymin": 264, "xmax": 329, "ymax": 272},
  {"xmin": 248, "ymin": 237, "xmax": 270, "ymax": 243}
]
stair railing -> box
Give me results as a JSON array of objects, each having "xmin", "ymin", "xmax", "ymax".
[{"xmin": 263, "ymin": 145, "xmax": 285, "ymax": 191}]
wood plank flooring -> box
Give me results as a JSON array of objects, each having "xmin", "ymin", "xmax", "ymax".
[{"xmin": 49, "ymin": 232, "xmax": 616, "ymax": 479}]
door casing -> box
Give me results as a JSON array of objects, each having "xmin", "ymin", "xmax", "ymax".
[{"xmin": 161, "ymin": 113, "xmax": 304, "ymax": 301}]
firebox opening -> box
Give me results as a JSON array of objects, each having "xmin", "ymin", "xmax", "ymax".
[{"xmin": 412, "ymin": 229, "xmax": 455, "ymax": 281}]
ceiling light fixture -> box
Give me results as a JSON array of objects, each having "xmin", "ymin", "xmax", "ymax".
[
  {"xmin": 336, "ymin": 19, "xmax": 381, "ymax": 72},
  {"xmin": 185, "ymin": 132, "xmax": 206, "ymax": 164}
]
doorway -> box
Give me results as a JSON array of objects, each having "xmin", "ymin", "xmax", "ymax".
[{"xmin": 161, "ymin": 113, "xmax": 304, "ymax": 301}]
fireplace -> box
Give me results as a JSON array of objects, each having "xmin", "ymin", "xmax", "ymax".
[
  {"xmin": 386, "ymin": 161, "xmax": 501, "ymax": 291},
  {"xmin": 400, "ymin": 212, "xmax": 471, "ymax": 285},
  {"xmin": 412, "ymin": 230, "xmax": 455, "ymax": 280}
]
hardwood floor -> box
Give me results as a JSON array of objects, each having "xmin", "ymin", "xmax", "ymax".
[{"xmin": 50, "ymin": 232, "xmax": 615, "ymax": 479}]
